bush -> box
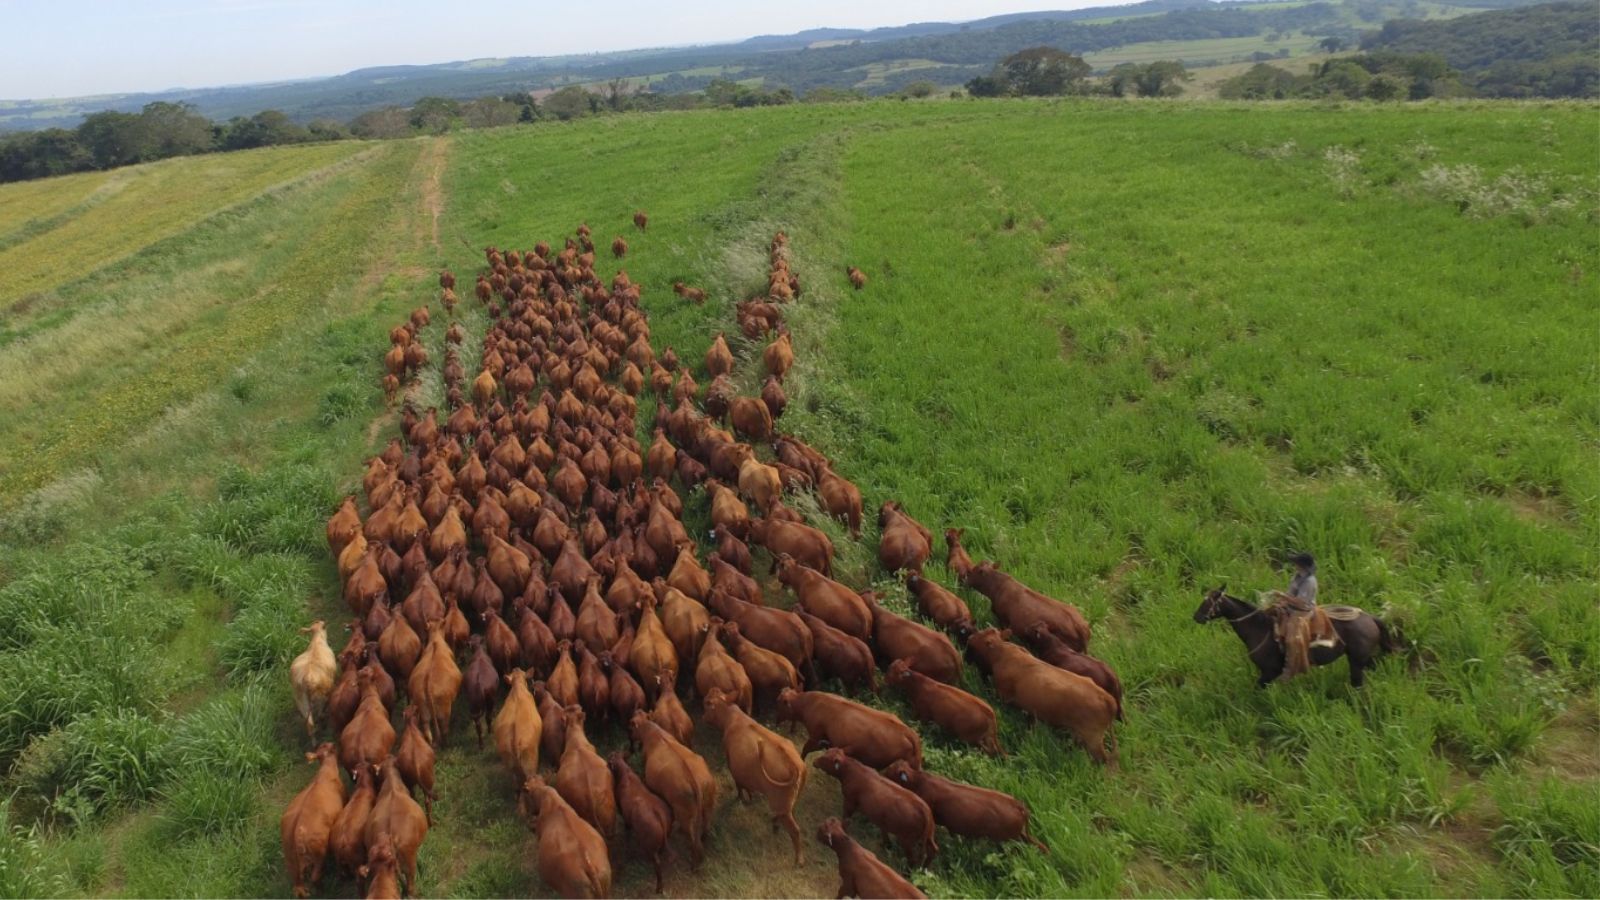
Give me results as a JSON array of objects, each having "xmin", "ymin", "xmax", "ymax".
[
  {"xmin": 168, "ymin": 680, "xmax": 286, "ymax": 780},
  {"xmin": 12, "ymin": 710, "xmax": 170, "ymax": 826},
  {"xmin": 0, "ymin": 800, "xmax": 65, "ymax": 898},
  {"xmin": 200, "ymin": 463, "xmax": 335, "ymax": 556},
  {"xmin": 317, "ymin": 383, "xmax": 365, "ymax": 427},
  {"xmin": 158, "ymin": 772, "xmax": 262, "ymax": 841}
]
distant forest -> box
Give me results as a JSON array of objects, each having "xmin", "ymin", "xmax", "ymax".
[{"xmin": 1360, "ymin": 0, "xmax": 1599, "ymax": 96}]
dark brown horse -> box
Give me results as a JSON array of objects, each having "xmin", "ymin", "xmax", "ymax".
[{"xmin": 1193, "ymin": 587, "xmax": 1396, "ymax": 687}]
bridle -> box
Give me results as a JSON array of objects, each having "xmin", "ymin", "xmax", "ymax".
[
  {"xmin": 1204, "ymin": 591, "xmax": 1277, "ymax": 656},
  {"xmin": 1203, "ymin": 590, "xmax": 1263, "ymax": 624}
]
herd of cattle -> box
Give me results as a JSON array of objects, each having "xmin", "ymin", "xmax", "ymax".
[{"xmin": 280, "ymin": 219, "xmax": 1125, "ymax": 898}]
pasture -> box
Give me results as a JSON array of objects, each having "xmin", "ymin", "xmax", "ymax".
[{"xmin": 0, "ymin": 99, "xmax": 1595, "ymax": 899}]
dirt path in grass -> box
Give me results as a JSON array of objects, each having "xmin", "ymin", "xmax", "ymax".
[{"xmin": 363, "ymin": 135, "xmax": 452, "ymax": 450}]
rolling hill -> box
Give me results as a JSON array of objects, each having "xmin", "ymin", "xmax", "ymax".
[{"xmin": 0, "ymin": 0, "xmax": 1560, "ymax": 132}]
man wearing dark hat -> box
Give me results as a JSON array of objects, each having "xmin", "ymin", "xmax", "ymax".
[{"xmin": 1270, "ymin": 552, "xmax": 1332, "ymax": 679}]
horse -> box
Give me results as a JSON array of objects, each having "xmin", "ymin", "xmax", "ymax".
[{"xmin": 1193, "ymin": 586, "xmax": 1396, "ymax": 688}]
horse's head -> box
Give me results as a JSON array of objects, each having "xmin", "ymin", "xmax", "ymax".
[{"xmin": 1193, "ymin": 585, "xmax": 1228, "ymax": 624}]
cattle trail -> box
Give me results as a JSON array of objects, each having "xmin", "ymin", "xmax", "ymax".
[{"xmin": 295, "ymin": 217, "xmax": 1119, "ymax": 897}]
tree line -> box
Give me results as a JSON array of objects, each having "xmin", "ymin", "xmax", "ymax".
[
  {"xmin": 967, "ymin": 47, "xmax": 1194, "ymax": 98},
  {"xmin": 0, "ymin": 79, "xmax": 850, "ymax": 185}
]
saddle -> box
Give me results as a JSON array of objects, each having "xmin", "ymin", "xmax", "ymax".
[{"xmin": 1264, "ymin": 595, "xmax": 1343, "ymax": 679}]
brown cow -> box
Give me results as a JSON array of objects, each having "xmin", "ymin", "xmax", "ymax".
[
  {"xmin": 656, "ymin": 581, "xmax": 709, "ymax": 669},
  {"xmin": 365, "ymin": 763, "xmax": 427, "ymax": 897},
  {"xmin": 630, "ymin": 711, "xmax": 718, "ymax": 868},
  {"xmin": 608, "ymin": 752, "xmax": 673, "ymax": 891},
  {"xmin": 737, "ymin": 456, "xmax": 782, "ymax": 513},
  {"xmin": 864, "ymin": 592, "xmax": 962, "ymax": 684},
  {"xmin": 965, "ymin": 562, "xmax": 1091, "ymax": 651},
  {"xmin": 395, "ymin": 706, "xmax": 437, "ymax": 823},
  {"xmin": 775, "ymin": 688, "xmax": 922, "ymax": 769},
  {"xmin": 904, "ymin": 572, "xmax": 973, "ymax": 632},
  {"xmin": 648, "ymin": 676, "xmax": 695, "ymax": 747},
  {"xmin": 704, "ymin": 479, "xmax": 750, "ymax": 540},
  {"xmin": 885, "ymin": 659, "xmax": 1002, "ymax": 756},
  {"xmin": 327, "ymin": 496, "xmax": 362, "ymax": 557},
  {"xmin": 1020, "ymin": 622, "xmax": 1124, "ymax": 720},
  {"xmin": 748, "ymin": 517, "xmax": 833, "ymax": 576},
  {"xmin": 776, "ymin": 555, "xmax": 871, "ymax": 641},
  {"xmin": 965, "ymin": 629, "xmax": 1117, "ymax": 765},
  {"xmin": 408, "ymin": 621, "xmax": 462, "ymax": 747},
  {"xmin": 629, "ymin": 593, "xmax": 679, "ymax": 697},
  {"xmin": 813, "ymin": 748, "xmax": 938, "ymax": 866},
  {"xmin": 533, "ymin": 680, "xmax": 570, "ymax": 766},
  {"xmin": 339, "ymin": 669, "xmax": 395, "ymax": 777},
  {"xmin": 666, "ymin": 547, "xmax": 711, "ymax": 605},
  {"xmin": 877, "ymin": 502, "xmax": 933, "ymax": 574},
  {"xmin": 360, "ymin": 840, "xmax": 402, "ymax": 900},
  {"xmin": 816, "ymin": 818, "xmax": 924, "ymax": 900},
  {"xmin": 729, "ymin": 396, "xmax": 773, "ymax": 442},
  {"xmin": 280, "ymin": 743, "xmax": 347, "ymax": 899},
  {"xmin": 520, "ymin": 776, "xmax": 612, "ymax": 899},
  {"xmin": 576, "ymin": 644, "xmax": 612, "ymax": 724},
  {"xmin": 944, "ymin": 528, "xmax": 977, "ymax": 584},
  {"xmin": 708, "ymin": 553, "xmax": 760, "ymax": 605},
  {"xmin": 712, "ymin": 526, "xmax": 754, "ymax": 575},
  {"xmin": 603, "ymin": 652, "xmax": 647, "ymax": 723},
  {"xmin": 719, "ymin": 621, "xmax": 800, "ymax": 714},
  {"xmin": 495, "ymin": 669, "xmax": 544, "ymax": 785},
  {"xmin": 330, "ymin": 763, "xmax": 378, "ymax": 878},
  {"xmin": 815, "ymin": 468, "xmax": 862, "ymax": 540},
  {"xmin": 762, "ymin": 330, "xmax": 793, "ymax": 381},
  {"xmin": 377, "ymin": 613, "xmax": 421, "ymax": 682},
  {"xmin": 797, "ymin": 610, "xmax": 877, "ymax": 694},
  {"xmin": 704, "ymin": 333, "xmax": 734, "ymax": 378},
  {"xmin": 557, "ymin": 707, "xmax": 616, "ymax": 837},
  {"xmin": 705, "ymin": 590, "xmax": 815, "ymax": 682},
  {"xmin": 694, "ymin": 621, "xmax": 753, "ymax": 713},
  {"xmin": 702, "ymin": 689, "xmax": 808, "ymax": 863},
  {"xmin": 462, "ymin": 636, "xmax": 500, "ymax": 748},
  {"xmin": 882, "ymin": 761, "xmax": 1048, "ymax": 853},
  {"xmin": 761, "ymin": 376, "xmax": 787, "ymax": 421}
]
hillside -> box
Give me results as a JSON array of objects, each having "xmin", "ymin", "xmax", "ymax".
[
  {"xmin": 1361, "ymin": 0, "xmax": 1600, "ymax": 95},
  {"xmin": 0, "ymin": 0, "xmax": 1559, "ymax": 131},
  {"xmin": 0, "ymin": 100, "xmax": 1595, "ymax": 899}
]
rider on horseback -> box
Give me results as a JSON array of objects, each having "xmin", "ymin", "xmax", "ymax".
[{"xmin": 1268, "ymin": 553, "xmax": 1339, "ymax": 679}]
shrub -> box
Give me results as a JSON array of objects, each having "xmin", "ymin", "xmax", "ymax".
[
  {"xmin": 158, "ymin": 772, "xmax": 261, "ymax": 841},
  {"xmin": 0, "ymin": 800, "xmax": 65, "ymax": 898},
  {"xmin": 168, "ymin": 680, "xmax": 286, "ymax": 780},
  {"xmin": 12, "ymin": 710, "xmax": 170, "ymax": 826},
  {"xmin": 317, "ymin": 383, "xmax": 364, "ymax": 427}
]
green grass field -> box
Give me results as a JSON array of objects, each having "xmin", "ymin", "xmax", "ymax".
[{"xmin": 0, "ymin": 99, "xmax": 1595, "ymax": 898}]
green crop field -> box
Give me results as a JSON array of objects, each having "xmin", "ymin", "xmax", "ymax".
[{"xmin": 1, "ymin": 99, "xmax": 1595, "ymax": 899}]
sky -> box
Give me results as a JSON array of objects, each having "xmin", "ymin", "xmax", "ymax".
[{"xmin": 0, "ymin": 0, "xmax": 1140, "ymax": 99}]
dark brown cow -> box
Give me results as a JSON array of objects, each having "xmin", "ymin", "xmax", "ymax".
[
  {"xmin": 882, "ymin": 761, "xmax": 1047, "ymax": 852},
  {"xmin": 775, "ymin": 688, "xmax": 922, "ymax": 769}
]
